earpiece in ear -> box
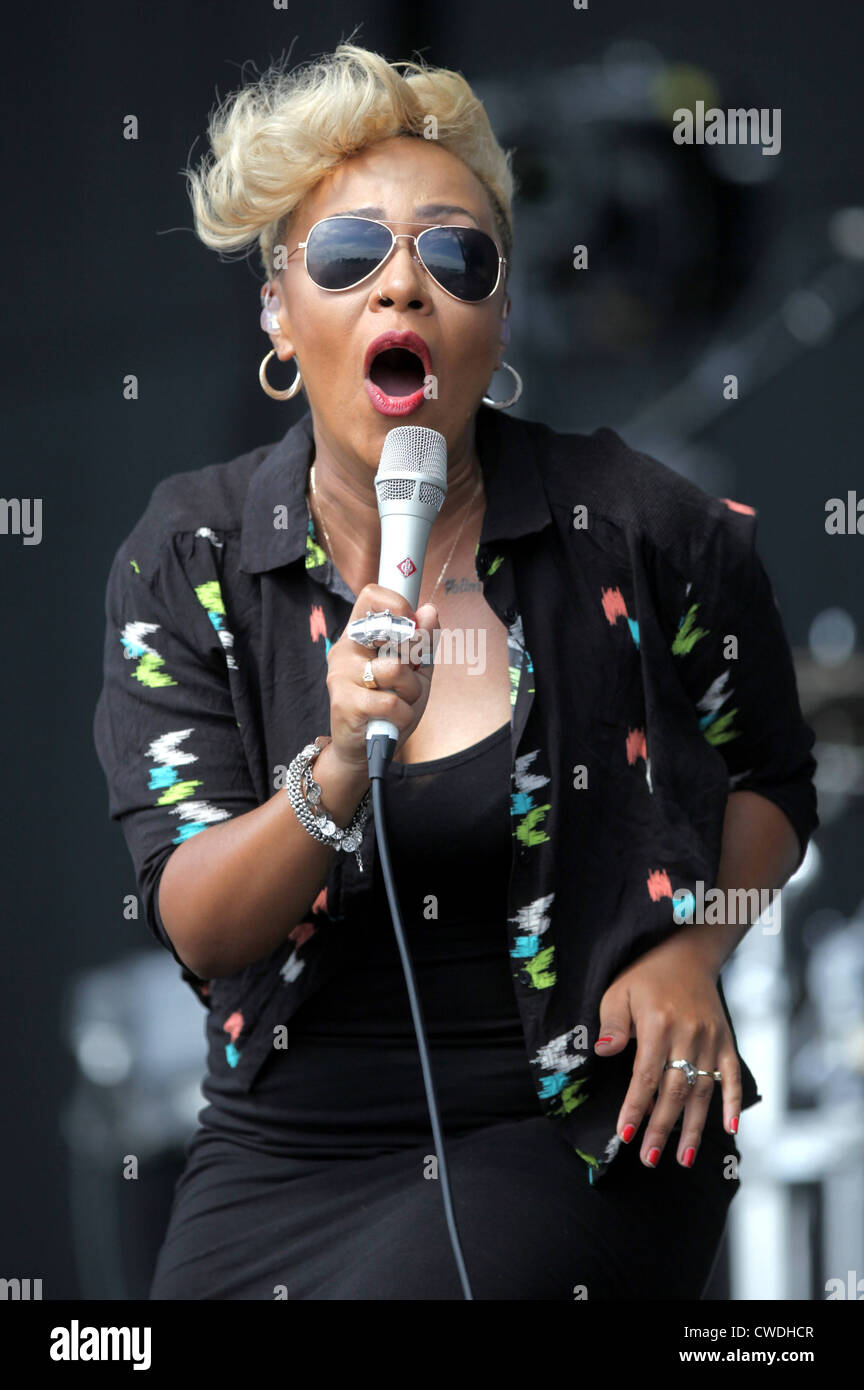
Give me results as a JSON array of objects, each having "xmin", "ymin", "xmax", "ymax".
[{"xmin": 260, "ymin": 284, "xmax": 282, "ymax": 333}]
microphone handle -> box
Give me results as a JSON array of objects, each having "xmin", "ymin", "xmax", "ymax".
[{"xmin": 365, "ymin": 510, "xmax": 433, "ymax": 764}]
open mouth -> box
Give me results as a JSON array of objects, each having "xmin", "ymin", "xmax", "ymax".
[{"xmin": 367, "ymin": 347, "xmax": 427, "ymax": 398}]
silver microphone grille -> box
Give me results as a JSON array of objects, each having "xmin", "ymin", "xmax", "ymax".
[{"xmin": 374, "ymin": 426, "xmax": 448, "ymax": 510}]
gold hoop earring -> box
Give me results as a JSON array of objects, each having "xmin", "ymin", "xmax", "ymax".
[
  {"xmin": 483, "ymin": 361, "xmax": 525, "ymax": 408},
  {"xmin": 259, "ymin": 349, "xmax": 303, "ymax": 401},
  {"xmin": 482, "ymin": 361, "xmax": 522, "ymax": 410}
]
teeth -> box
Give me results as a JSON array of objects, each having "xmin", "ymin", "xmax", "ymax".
[{"xmin": 369, "ymin": 343, "xmax": 425, "ymax": 368}]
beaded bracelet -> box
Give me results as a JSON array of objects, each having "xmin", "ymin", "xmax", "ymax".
[{"xmin": 285, "ymin": 736, "xmax": 371, "ymax": 871}]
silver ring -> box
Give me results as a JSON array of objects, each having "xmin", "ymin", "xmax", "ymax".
[
  {"xmin": 664, "ymin": 1058, "xmax": 698, "ymax": 1087},
  {"xmin": 362, "ymin": 659, "xmax": 378, "ymax": 689},
  {"xmin": 695, "ymin": 1068, "xmax": 723, "ymax": 1081},
  {"xmin": 346, "ymin": 609, "xmax": 416, "ymax": 650}
]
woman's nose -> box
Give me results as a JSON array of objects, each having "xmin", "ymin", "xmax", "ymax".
[{"xmin": 372, "ymin": 237, "xmax": 429, "ymax": 305}]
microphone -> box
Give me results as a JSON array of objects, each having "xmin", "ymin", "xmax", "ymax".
[
  {"xmin": 360, "ymin": 424, "xmax": 475, "ymax": 1298},
  {"xmin": 365, "ymin": 425, "xmax": 448, "ymax": 772}
]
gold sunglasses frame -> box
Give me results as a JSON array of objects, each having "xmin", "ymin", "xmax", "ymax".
[{"xmin": 283, "ymin": 214, "xmax": 507, "ymax": 303}]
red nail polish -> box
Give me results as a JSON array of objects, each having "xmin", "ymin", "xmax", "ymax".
[
  {"xmin": 621, "ymin": 1123, "xmax": 636, "ymax": 1143},
  {"xmin": 730, "ymin": 1116, "xmax": 739, "ymax": 1134},
  {"xmin": 647, "ymin": 1147, "xmax": 660, "ymax": 1167},
  {"xmin": 683, "ymin": 1147, "xmax": 696, "ymax": 1167},
  {"xmin": 597, "ymin": 1036, "xmax": 614, "ymax": 1044}
]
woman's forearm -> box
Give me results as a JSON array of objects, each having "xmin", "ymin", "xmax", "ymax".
[
  {"xmin": 663, "ymin": 789, "xmax": 803, "ymax": 978},
  {"xmin": 157, "ymin": 741, "xmax": 371, "ymax": 980}
]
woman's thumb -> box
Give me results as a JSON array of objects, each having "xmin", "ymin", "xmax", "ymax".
[
  {"xmin": 415, "ymin": 602, "xmax": 439, "ymax": 628},
  {"xmin": 594, "ymin": 1015, "xmax": 631, "ymax": 1054},
  {"xmin": 411, "ymin": 604, "xmax": 439, "ymax": 669}
]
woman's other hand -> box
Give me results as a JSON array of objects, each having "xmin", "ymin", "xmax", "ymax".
[{"xmin": 594, "ymin": 935, "xmax": 742, "ymax": 1169}]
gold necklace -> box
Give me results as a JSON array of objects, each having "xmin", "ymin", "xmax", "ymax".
[
  {"xmin": 426, "ymin": 472, "xmax": 483, "ymax": 604},
  {"xmin": 309, "ymin": 464, "xmax": 484, "ymax": 605},
  {"xmin": 308, "ymin": 464, "xmax": 337, "ymax": 559}
]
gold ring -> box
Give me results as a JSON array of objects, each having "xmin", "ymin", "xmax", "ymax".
[{"xmin": 362, "ymin": 659, "xmax": 378, "ymax": 690}]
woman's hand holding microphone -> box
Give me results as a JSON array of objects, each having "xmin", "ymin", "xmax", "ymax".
[{"xmin": 312, "ymin": 584, "xmax": 440, "ymax": 806}]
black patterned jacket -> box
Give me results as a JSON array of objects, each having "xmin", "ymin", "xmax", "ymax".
[{"xmin": 93, "ymin": 404, "xmax": 819, "ymax": 1183}]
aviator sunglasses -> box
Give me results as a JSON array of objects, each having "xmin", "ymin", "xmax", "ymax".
[{"xmin": 283, "ymin": 215, "xmax": 507, "ymax": 303}]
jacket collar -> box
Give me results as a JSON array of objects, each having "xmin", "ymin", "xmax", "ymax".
[{"xmin": 239, "ymin": 403, "xmax": 553, "ymax": 576}]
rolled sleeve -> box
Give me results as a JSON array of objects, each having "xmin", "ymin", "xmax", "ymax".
[
  {"xmin": 93, "ymin": 538, "xmax": 260, "ymax": 983},
  {"xmin": 670, "ymin": 509, "xmax": 819, "ymax": 872}
]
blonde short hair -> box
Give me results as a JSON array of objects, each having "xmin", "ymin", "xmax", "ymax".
[{"xmin": 185, "ymin": 42, "xmax": 517, "ymax": 281}]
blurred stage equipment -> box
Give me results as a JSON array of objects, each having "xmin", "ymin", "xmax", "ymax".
[
  {"xmin": 478, "ymin": 44, "xmax": 864, "ymax": 489},
  {"xmin": 478, "ymin": 41, "xmax": 775, "ymax": 433},
  {"xmin": 723, "ymin": 646, "xmax": 864, "ymax": 1299},
  {"xmin": 60, "ymin": 951, "xmax": 206, "ymax": 1299}
]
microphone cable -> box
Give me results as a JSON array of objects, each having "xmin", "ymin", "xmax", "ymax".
[{"xmin": 366, "ymin": 732, "xmax": 474, "ymax": 1301}]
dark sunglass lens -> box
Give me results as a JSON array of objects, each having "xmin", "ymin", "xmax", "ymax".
[
  {"xmin": 419, "ymin": 227, "xmax": 500, "ymax": 301},
  {"xmin": 305, "ymin": 218, "xmax": 392, "ymax": 290}
]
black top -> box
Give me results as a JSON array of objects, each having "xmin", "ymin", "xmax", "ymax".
[
  {"xmin": 92, "ymin": 403, "xmax": 819, "ymax": 1183},
  {"xmin": 196, "ymin": 719, "xmax": 548, "ymax": 1159}
]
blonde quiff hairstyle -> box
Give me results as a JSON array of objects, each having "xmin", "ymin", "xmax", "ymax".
[{"xmin": 185, "ymin": 42, "xmax": 517, "ymax": 283}]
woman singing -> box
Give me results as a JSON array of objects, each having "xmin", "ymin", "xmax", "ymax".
[{"xmin": 93, "ymin": 42, "xmax": 818, "ymax": 1300}]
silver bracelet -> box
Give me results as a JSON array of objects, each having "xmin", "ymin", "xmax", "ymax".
[{"xmin": 285, "ymin": 736, "xmax": 371, "ymax": 871}]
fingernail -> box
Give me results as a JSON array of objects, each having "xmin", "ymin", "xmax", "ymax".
[
  {"xmin": 646, "ymin": 1147, "xmax": 661, "ymax": 1167},
  {"xmin": 682, "ymin": 1147, "xmax": 696, "ymax": 1168},
  {"xmin": 621, "ymin": 1123, "xmax": 636, "ymax": 1144},
  {"xmin": 597, "ymin": 1035, "xmax": 614, "ymax": 1045},
  {"xmin": 729, "ymin": 1116, "xmax": 739, "ymax": 1135}
]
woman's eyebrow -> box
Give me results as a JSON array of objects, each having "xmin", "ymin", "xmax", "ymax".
[
  {"xmin": 414, "ymin": 203, "xmax": 481, "ymax": 224},
  {"xmin": 328, "ymin": 203, "xmax": 481, "ymax": 225}
]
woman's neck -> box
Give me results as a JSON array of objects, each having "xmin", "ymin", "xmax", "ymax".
[{"xmin": 306, "ymin": 414, "xmax": 486, "ymax": 598}]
